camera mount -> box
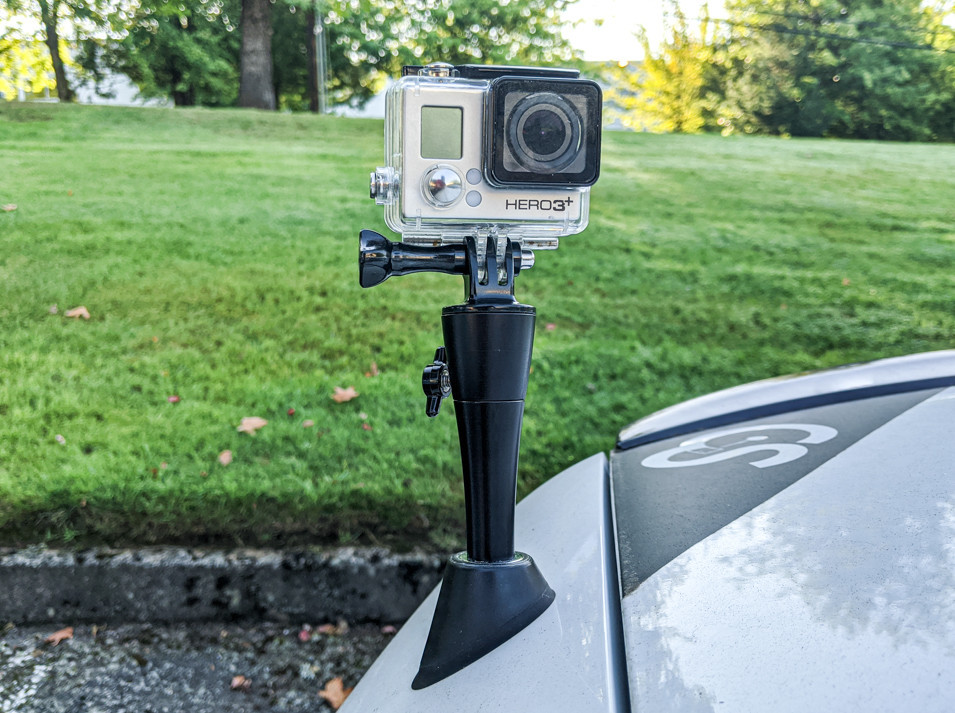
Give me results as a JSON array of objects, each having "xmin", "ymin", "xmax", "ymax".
[{"xmin": 359, "ymin": 229, "xmax": 555, "ymax": 689}]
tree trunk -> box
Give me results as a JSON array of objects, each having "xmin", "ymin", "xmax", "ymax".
[
  {"xmin": 238, "ymin": 0, "xmax": 276, "ymax": 109},
  {"xmin": 171, "ymin": 89, "xmax": 196, "ymax": 107},
  {"xmin": 305, "ymin": 5, "xmax": 319, "ymax": 113},
  {"xmin": 37, "ymin": 0, "xmax": 73, "ymax": 102}
]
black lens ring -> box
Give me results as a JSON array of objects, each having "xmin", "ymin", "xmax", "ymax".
[{"xmin": 506, "ymin": 92, "xmax": 582, "ymax": 173}]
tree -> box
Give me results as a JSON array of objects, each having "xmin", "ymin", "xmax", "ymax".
[
  {"xmin": 81, "ymin": 0, "xmax": 578, "ymax": 111},
  {"xmin": 270, "ymin": 0, "xmax": 577, "ymax": 112},
  {"xmin": 80, "ymin": 0, "xmax": 240, "ymax": 107},
  {"xmin": 924, "ymin": 2, "xmax": 955, "ymax": 139},
  {"xmin": 394, "ymin": 0, "xmax": 575, "ymax": 66},
  {"xmin": 1, "ymin": 0, "xmax": 97, "ymax": 100},
  {"xmin": 0, "ymin": 9, "xmax": 62, "ymax": 98},
  {"xmin": 721, "ymin": 0, "xmax": 955, "ymax": 140},
  {"xmin": 607, "ymin": 2, "xmax": 721, "ymax": 133},
  {"xmin": 238, "ymin": 0, "xmax": 273, "ymax": 108}
]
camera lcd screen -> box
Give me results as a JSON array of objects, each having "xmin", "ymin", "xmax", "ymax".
[{"xmin": 420, "ymin": 106, "xmax": 463, "ymax": 160}]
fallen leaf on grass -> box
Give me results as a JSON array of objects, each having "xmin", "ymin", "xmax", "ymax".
[
  {"xmin": 545, "ymin": 322, "xmax": 556, "ymax": 331},
  {"xmin": 302, "ymin": 419, "xmax": 315, "ymax": 428},
  {"xmin": 361, "ymin": 423, "xmax": 373, "ymax": 431},
  {"xmin": 331, "ymin": 386, "xmax": 358, "ymax": 404},
  {"xmin": 49, "ymin": 304, "xmax": 58, "ymax": 315},
  {"xmin": 45, "ymin": 627, "xmax": 73, "ymax": 646},
  {"xmin": 218, "ymin": 450, "xmax": 233, "ymax": 466},
  {"xmin": 230, "ymin": 674, "xmax": 251, "ymax": 691},
  {"xmin": 1, "ymin": 204, "xmax": 16, "ymax": 212},
  {"xmin": 287, "ymin": 407, "xmax": 296, "ymax": 416},
  {"xmin": 167, "ymin": 395, "xmax": 180, "ymax": 404},
  {"xmin": 364, "ymin": 361, "xmax": 380, "ymax": 377},
  {"xmin": 237, "ymin": 417, "xmax": 268, "ymax": 434},
  {"xmin": 318, "ymin": 677, "xmax": 353, "ymax": 710},
  {"xmin": 55, "ymin": 434, "xmax": 66, "ymax": 445},
  {"xmin": 316, "ymin": 619, "xmax": 349, "ymax": 636},
  {"xmin": 65, "ymin": 306, "xmax": 90, "ymax": 320}
]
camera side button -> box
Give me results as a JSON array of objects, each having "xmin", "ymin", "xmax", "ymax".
[
  {"xmin": 466, "ymin": 169, "xmax": 483, "ymax": 185},
  {"xmin": 466, "ymin": 191, "xmax": 483, "ymax": 207}
]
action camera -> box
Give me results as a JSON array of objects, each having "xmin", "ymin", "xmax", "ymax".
[{"xmin": 369, "ymin": 63, "xmax": 602, "ymax": 250}]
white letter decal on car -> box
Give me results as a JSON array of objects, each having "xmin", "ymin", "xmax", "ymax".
[{"xmin": 640, "ymin": 423, "xmax": 839, "ymax": 470}]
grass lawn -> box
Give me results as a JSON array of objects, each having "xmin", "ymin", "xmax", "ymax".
[{"xmin": 1, "ymin": 103, "xmax": 953, "ymax": 549}]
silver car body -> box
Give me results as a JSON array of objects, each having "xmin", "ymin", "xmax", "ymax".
[{"xmin": 343, "ymin": 351, "xmax": 955, "ymax": 712}]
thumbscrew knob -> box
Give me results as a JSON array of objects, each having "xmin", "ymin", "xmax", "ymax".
[{"xmin": 422, "ymin": 347, "xmax": 452, "ymax": 418}]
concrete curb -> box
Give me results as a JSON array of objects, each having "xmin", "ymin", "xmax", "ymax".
[{"xmin": 0, "ymin": 546, "xmax": 446, "ymax": 625}]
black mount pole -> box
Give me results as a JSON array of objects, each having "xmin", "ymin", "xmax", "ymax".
[{"xmin": 359, "ymin": 230, "xmax": 555, "ymax": 688}]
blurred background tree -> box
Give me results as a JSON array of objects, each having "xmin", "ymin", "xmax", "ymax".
[
  {"xmin": 4, "ymin": 0, "xmax": 954, "ymax": 143},
  {"xmin": 393, "ymin": 0, "xmax": 575, "ymax": 66},
  {"xmin": 2, "ymin": 0, "xmax": 106, "ymax": 101},
  {"xmin": 67, "ymin": 0, "xmax": 574, "ymax": 110},
  {"xmin": 78, "ymin": 0, "xmax": 241, "ymax": 107},
  {"xmin": 720, "ymin": 0, "xmax": 955, "ymax": 140},
  {"xmin": 0, "ymin": 8, "xmax": 64, "ymax": 98},
  {"xmin": 608, "ymin": 0, "xmax": 955, "ymax": 141},
  {"xmin": 606, "ymin": 1, "xmax": 721, "ymax": 132}
]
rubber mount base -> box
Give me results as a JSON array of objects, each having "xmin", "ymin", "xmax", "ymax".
[{"xmin": 412, "ymin": 552, "xmax": 555, "ymax": 689}]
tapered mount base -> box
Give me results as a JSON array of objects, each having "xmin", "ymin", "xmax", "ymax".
[
  {"xmin": 412, "ymin": 552, "xmax": 555, "ymax": 689},
  {"xmin": 358, "ymin": 232, "xmax": 556, "ymax": 688}
]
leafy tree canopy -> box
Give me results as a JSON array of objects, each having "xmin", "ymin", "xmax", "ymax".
[
  {"xmin": 81, "ymin": 0, "xmax": 576, "ymax": 108},
  {"xmin": 607, "ymin": 1, "xmax": 720, "ymax": 133},
  {"xmin": 0, "ymin": 9, "xmax": 63, "ymax": 98},
  {"xmin": 720, "ymin": 0, "xmax": 955, "ymax": 139},
  {"xmin": 77, "ymin": 0, "xmax": 240, "ymax": 106}
]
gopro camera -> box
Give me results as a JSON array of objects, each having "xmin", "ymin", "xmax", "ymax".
[{"xmin": 369, "ymin": 63, "xmax": 602, "ymax": 250}]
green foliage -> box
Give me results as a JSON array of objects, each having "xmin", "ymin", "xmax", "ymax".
[
  {"xmin": 1, "ymin": 104, "xmax": 954, "ymax": 548},
  {"xmin": 80, "ymin": 0, "xmax": 575, "ymax": 109},
  {"xmin": 272, "ymin": 0, "xmax": 576, "ymax": 110},
  {"xmin": 272, "ymin": 0, "xmax": 395, "ymax": 109},
  {"xmin": 270, "ymin": 3, "xmax": 311, "ymax": 110},
  {"xmin": 1, "ymin": 0, "xmax": 92, "ymax": 100},
  {"xmin": 77, "ymin": 0, "xmax": 241, "ymax": 106},
  {"xmin": 607, "ymin": 2, "xmax": 720, "ymax": 133},
  {"xmin": 609, "ymin": 0, "xmax": 955, "ymax": 141},
  {"xmin": 720, "ymin": 0, "xmax": 955, "ymax": 140},
  {"xmin": 390, "ymin": 0, "xmax": 575, "ymax": 66},
  {"xmin": 0, "ymin": 10, "xmax": 62, "ymax": 98}
]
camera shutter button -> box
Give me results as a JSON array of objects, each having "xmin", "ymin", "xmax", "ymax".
[{"xmin": 423, "ymin": 166, "xmax": 464, "ymax": 207}]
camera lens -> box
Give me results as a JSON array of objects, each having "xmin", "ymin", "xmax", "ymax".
[
  {"xmin": 521, "ymin": 109, "xmax": 567, "ymax": 157},
  {"xmin": 506, "ymin": 92, "xmax": 581, "ymax": 173}
]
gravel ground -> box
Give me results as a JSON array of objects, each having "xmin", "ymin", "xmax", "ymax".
[{"xmin": 0, "ymin": 621, "xmax": 392, "ymax": 713}]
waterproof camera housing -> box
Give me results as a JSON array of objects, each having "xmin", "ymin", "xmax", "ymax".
[{"xmin": 369, "ymin": 63, "xmax": 602, "ymax": 250}]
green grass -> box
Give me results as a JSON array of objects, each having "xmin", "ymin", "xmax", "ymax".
[{"xmin": 1, "ymin": 103, "xmax": 953, "ymax": 550}]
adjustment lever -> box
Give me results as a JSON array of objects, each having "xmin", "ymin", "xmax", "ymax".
[
  {"xmin": 360, "ymin": 230, "xmax": 466, "ymax": 288},
  {"xmin": 422, "ymin": 347, "xmax": 452, "ymax": 417}
]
